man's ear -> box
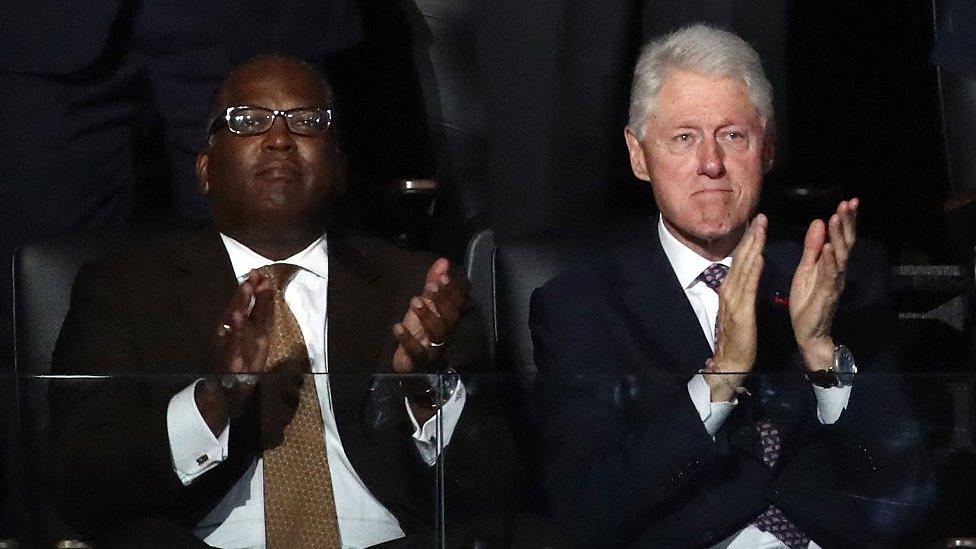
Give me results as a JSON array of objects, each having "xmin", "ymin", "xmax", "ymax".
[
  {"xmin": 624, "ymin": 127, "xmax": 651, "ymax": 182},
  {"xmin": 196, "ymin": 153, "xmax": 210, "ymax": 195}
]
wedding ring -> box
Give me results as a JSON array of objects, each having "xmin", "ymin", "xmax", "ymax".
[
  {"xmin": 429, "ymin": 340, "xmax": 447, "ymax": 348},
  {"xmin": 217, "ymin": 324, "xmax": 232, "ymax": 338}
]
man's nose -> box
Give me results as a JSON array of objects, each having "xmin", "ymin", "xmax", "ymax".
[
  {"xmin": 697, "ymin": 138, "xmax": 725, "ymax": 179},
  {"xmin": 261, "ymin": 116, "xmax": 295, "ymax": 151}
]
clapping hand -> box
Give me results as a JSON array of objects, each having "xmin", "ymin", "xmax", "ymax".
[
  {"xmin": 197, "ymin": 270, "xmax": 303, "ymax": 442},
  {"xmin": 789, "ymin": 198, "xmax": 858, "ymax": 371},
  {"xmin": 704, "ymin": 214, "xmax": 767, "ymax": 402},
  {"xmin": 392, "ymin": 258, "xmax": 469, "ymax": 374}
]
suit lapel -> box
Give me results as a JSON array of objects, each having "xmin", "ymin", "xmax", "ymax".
[
  {"xmin": 326, "ymin": 235, "xmax": 387, "ymax": 417},
  {"xmin": 325, "ymin": 235, "xmax": 427, "ymax": 517},
  {"xmin": 754, "ymin": 239, "xmax": 819, "ymax": 440},
  {"xmin": 167, "ymin": 231, "xmax": 238, "ymax": 369},
  {"xmin": 615, "ymin": 222, "xmax": 713, "ymax": 381}
]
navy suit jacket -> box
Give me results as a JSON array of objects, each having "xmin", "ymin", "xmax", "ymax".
[{"xmin": 529, "ymin": 219, "xmax": 931, "ymax": 548}]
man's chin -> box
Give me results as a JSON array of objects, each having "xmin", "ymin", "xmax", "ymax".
[
  {"xmin": 685, "ymin": 220, "xmax": 730, "ymax": 240},
  {"xmin": 684, "ymin": 221, "xmax": 747, "ymax": 247}
]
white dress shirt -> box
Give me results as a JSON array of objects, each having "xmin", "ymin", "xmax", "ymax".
[
  {"xmin": 165, "ymin": 233, "xmax": 466, "ymax": 548},
  {"xmin": 657, "ymin": 216, "xmax": 850, "ymax": 549}
]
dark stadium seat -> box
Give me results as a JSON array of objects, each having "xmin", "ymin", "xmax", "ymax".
[{"xmin": 11, "ymin": 225, "xmax": 165, "ymax": 547}]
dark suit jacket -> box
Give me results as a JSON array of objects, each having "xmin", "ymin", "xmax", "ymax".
[
  {"xmin": 529, "ymin": 220, "xmax": 931, "ymax": 548},
  {"xmin": 49, "ymin": 231, "xmax": 514, "ymax": 545}
]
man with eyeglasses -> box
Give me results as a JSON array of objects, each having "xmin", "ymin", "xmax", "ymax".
[{"xmin": 50, "ymin": 55, "xmax": 514, "ymax": 548}]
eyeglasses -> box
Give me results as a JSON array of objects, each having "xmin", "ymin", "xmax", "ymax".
[{"xmin": 209, "ymin": 106, "xmax": 333, "ymax": 137}]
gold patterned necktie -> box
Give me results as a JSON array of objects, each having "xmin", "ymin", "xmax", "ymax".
[{"xmin": 258, "ymin": 263, "xmax": 340, "ymax": 548}]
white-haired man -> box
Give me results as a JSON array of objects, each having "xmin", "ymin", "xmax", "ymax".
[{"xmin": 530, "ymin": 24, "xmax": 929, "ymax": 548}]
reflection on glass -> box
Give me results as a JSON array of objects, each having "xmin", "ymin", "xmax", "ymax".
[{"xmin": 4, "ymin": 372, "xmax": 976, "ymax": 547}]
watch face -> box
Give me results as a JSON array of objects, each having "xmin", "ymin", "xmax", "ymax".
[
  {"xmin": 835, "ymin": 345, "xmax": 856, "ymax": 375},
  {"xmin": 834, "ymin": 345, "xmax": 857, "ymax": 385},
  {"xmin": 220, "ymin": 375, "xmax": 237, "ymax": 390}
]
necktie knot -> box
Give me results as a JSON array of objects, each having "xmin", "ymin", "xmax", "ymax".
[
  {"xmin": 699, "ymin": 263, "xmax": 728, "ymax": 292},
  {"xmin": 258, "ymin": 263, "xmax": 301, "ymax": 294}
]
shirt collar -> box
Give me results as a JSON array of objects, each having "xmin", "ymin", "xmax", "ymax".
[
  {"xmin": 657, "ymin": 215, "xmax": 733, "ymax": 290},
  {"xmin": 219, "ymin": 232, "xmax": 329, "ymax": 281}
]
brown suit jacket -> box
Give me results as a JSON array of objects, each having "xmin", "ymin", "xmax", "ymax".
[{"xmin": 49, "ymin": 230, "xmax": 514, "ymax": 545}]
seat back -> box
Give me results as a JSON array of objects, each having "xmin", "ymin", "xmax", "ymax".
[
  {"xmin": 11, "ymin": 226, "xmax": 165, "ymax": 545},
  {"xmin": 463, "ymin": 222, "xmax": 640, "ymax": 529},
  {"xmin": 466, "ymin": 221, "xmax": 642, "ymax": 375}
]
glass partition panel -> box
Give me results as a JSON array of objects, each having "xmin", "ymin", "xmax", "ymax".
[
  {"xmin": 9, "ymin": 370, "xmax": 976, "ymax": 547},
  {"xmin": 440, "ymin": 371, "xmax": 976, "ymax": 549},
  {"xmin": 7, "ymin": 371, "xmax": 443, "ymax": 549},
  {"xmin": 430, "ymin": 370, "xmax": 519, "ymax": 548}
]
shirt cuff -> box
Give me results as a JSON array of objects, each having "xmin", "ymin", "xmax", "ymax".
[
  {"xmin": 405, "ymin": 380, "xmax": 467, "ymax": 466},
  {"xmin": 688, "ymin": 374, "xmax": 737, "ymax": 438},
  {"xmin": 812, "ymin": 383, "xmax": 852, "ymax": 424},
  {"xmin": 167, "ymin": 379, "xmax": 230, "ymax": 485}
]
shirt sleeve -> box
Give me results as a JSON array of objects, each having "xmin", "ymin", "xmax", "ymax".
[
  {"xmin": 812, "ymin": 384, "xmax": 852, "ymax": 424},
  {"xmin": 405, "ymin": 380, "xmax": 468, "ymax": 466},
  {"xmin": 167, "ymin": 379, "xmax": 230, "ymax": 485},
  {"xmin": 687, "ymin": 374, "xmax": 736, "ymax": 438}
]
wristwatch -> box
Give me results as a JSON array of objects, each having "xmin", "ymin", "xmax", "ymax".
[
  {"xmin": 404, "ymin": 368, "xmax": 461, "ymax": 410},
  {"xmin": 219, "ymin": 373, "xmax": 259, "ymax": 391},
  {"xmin": 807, "ymin": 344, "xmax": 857, "ymax": 388}
]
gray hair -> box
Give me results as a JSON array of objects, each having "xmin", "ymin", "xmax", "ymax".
[{"xmin": 627, "ymin": 24, "xmax": 773, "ymax": 140}]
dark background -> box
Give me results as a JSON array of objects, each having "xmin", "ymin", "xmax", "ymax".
[{"xmin": 2, "ymin": 0, "xmax": 975, "ymax": 544}]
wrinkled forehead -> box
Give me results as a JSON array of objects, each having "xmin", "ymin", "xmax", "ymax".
[{"xmin": 643, "ymin": 75, "xmax": 768, "ymax": 145}]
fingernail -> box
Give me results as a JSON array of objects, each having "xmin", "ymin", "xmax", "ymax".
[
  {"xmin": 426, "ymin": 283, "xmax": 438, "ymax": 294},
  {"xmin": 411, "ymin": 297, "xmax": 423, "ymax": 309},
  {"xmin": 439, "ymin": 275, "xmax": 450, "ymax": 285}
]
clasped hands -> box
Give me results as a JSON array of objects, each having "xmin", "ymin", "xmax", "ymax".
[
  {"xmin": 195, "ymin": 258, "xmax": 467, "ymax": 436},
  {"xmin": 704, "ymin": 199, "xmax": 859, "ymax": 403}
]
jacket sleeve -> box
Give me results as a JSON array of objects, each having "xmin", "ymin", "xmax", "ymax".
[
  {"xmin": 528, "ymin": 281, "xmax": 750, "ymax": 547},
  {"xmin": 49, "ymin": 262, "xmax": 260, "ymax": 535}
]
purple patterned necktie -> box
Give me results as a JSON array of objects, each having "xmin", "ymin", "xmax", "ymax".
[
  {"xmin": 752, "ymin": 420, "xmax": 810, "ymax": 548},
  {"xmin": 700, "ymin": 263, "xmax": 728, "ymax": 340},
  {"xmin": 700, "ymin": 264, "xmax": 810, "ymax": 548},
  {"xmin": 699, "ymin": 263, "xmax": 728, "ymax": 292}
]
